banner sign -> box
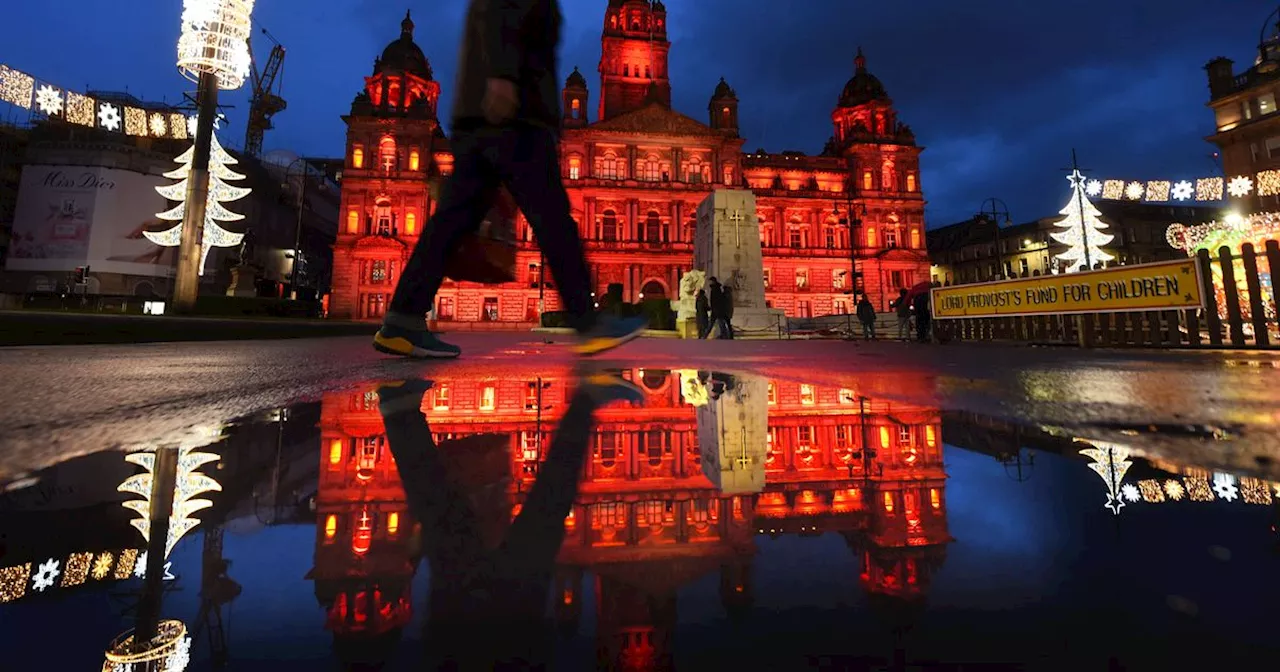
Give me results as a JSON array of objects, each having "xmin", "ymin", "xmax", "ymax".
[{"xmin": 931, "ymin": 259, "xmax": 1204, "ymax": 319}]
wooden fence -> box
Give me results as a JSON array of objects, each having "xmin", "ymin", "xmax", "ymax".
[{"xmin": 934, "ymin": 240, "xmax": 1280, "ymax": 349}]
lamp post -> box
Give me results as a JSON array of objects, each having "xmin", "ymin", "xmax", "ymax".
[
  {"xmin": 283, "ymin": 157, "xmax": 316, "ymax": 300},
  {"xmin": 172, "ymin": 0, "xmax": 255, "ymax": 312},
  {"xmin": 834, "ymin": 177, "xmax": 868, "ymax": 298},
  {"xmin": 976, "ymin": 198, "xmax": 1013, "ymax": 280}
]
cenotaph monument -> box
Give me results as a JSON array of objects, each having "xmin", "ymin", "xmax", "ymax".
[
  {"xmin": 693, "ymin": 189, "xmax": 785, "ymax": 337},
  {"xmin": 696, "ymin": 372, "xmax": 768, "ymax": 495}
]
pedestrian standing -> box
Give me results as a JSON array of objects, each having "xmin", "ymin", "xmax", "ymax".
[
  {"xmin": 856, "ymin": 295, "xmax": 876, "ymax": 340},
  {"xmin": 913, "ymin": 289, "xmax": 932, "ymax": 343},
  {"xmin": 373, "ymin": 0, "xmax": 646, "ymax": 359},
  {"xmin": 708, "ymin": 277, "xmax": 734, "ymax": 340},
  {"xmin": 891, "ymin": 288, "xmax": 911, "ymax": 341},
  {"xmin": 695, "ymin": 288, "xmax": 710, "ymax": 339}
]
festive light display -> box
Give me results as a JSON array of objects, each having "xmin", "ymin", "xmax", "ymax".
[
  {"xmin": 1171, "ymin": 180, "xmax": 1194, "ymax": 201},
  {"xmin": 0, "ymin": 548, "xmax": 143, "ymax": 604},
  {"xmin": 0, "ymin": 563, "xmax": 30, "ymax": 603},
  {"xmin": 149, "ymin": 112, "xmax": 168, "ymax": 137},
  {"xmin": 34, "ymin": 83, "xmax": 62, "ymax": 116},
  {"xmin": 145, "ymin": 133, "xmax": 249, "ymax": 275},
  {"xmin": 1086, "ymin": 179, "xmax": 1103, "ymax": 197},
  {"xmin": 1240, "ymin": 477, "xmax": 1273, "ymax": 504},
  {"xmin": 1077, "ymin": 163, "xmax": 1280, "ymax": 201},
  {"xmin": 60, "ymin": 552, "xmax": 93, "ymax": 588},
  {"xmin": 1101, "ymin": 180, "xmax": 1125, "ymax": 200},
  {"xmin": 1124, "ymin": 181, "xmax": 1144, "ymax": 201},
  {"xmin": 124, "ymin": 106, "xmax": 147, "ymax": 136},
  {"xmin": 65, "ymin": 91, "xmax": 94, "ymax": 126},
  {"xmin": 98, "ymin": 102, "xmax": 121, "ymax": 131},
  {"xmin": 118, "ymin": 444, "xmax": 222, "ymax": 557},
  {"xmin": 1196, "ymin": 177, "xmax": 1224, "ymax": 202},
  {"xmin": 0, "ymin": 65, "xmax": 34, "ymax": 108},
  {"xmin": 102, "ymin": 620, "xmax": 191, "ymax": 672},
  {"xmin": 1145, "ymin": 180, "xmax": 1170, "ymax": 202},
  {"xmin": 1137, "ymin": 479, "xmax": 1164, "ymax": 503},
  {"xmin": 176, "ymin": 0, "xmax": 255, "ymax": 90},
  {"xmin": 1165, "ymin": 211, "xmax": 1277, "ymax": 326},
  {"xmin": 1051, "ymin": 170, "xmax": 1115, "ymax": 272},
  {"xmin": 1211, "ymin": 472, "xmax": 1239, "ymax": 501},
  {"xmin": 1227, "ymin": 176, "xmax": 1254, "ymax": 199},
  {"xmin": 1163, "ymin": 479, "xmax": 1185, "ymax": 500},
  {"xmin": 1079, "ymin": 441, "xmax": 1132, "ymax": 515}
]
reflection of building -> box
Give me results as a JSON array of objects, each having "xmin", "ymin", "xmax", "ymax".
[
  {"xmin": 927, "ymin": 201, "xmax": 1220, "ymax": 284},
  {"xmin": 314, "ymin": 369, "xmax": 950, "ymax": 669},
  {"xmin": 329, "ymin": 5, "xmax": 930, "ymax": 323}
]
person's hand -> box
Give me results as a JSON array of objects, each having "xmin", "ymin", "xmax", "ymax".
[{"xmin": 482, "ymin": 77, "xmax": 518, "ymax": 125}]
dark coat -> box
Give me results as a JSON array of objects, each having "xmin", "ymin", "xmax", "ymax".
[
  {"xmin": 912, "ymin": 291, "xmax": 931, "ymax": 317},
  {"xmin": 454, "ymin": 0, "xmax": 563, "ymax": 129},
  {"xmin": 709, "ymin": 283, "xmax": 733, "ymax": 319},
  {"xmin": 856, "ymin": 299, "xmax": 876, "ymax": 324},
  {"xmin": 695, "ymin": 291, "xmax": 710, "ymax": 323}
]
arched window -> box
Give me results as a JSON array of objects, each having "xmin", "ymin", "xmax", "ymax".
[
  {"xmin": 644, "ymin": 210, "xmax": 663, "ymax": 242},
  {"xmin": 866, "ymin": 226, "xmax": 877, "ymax": 248},
  {"xmin": 882, "ymin": 159, "xmax": 896, "ymax": 192},
  {"xmin": 379, "ymin": 136, "xmax": 397, "ymax": 172},
  {"xmin": 567, "ymin": 155, "xmax": 581, "ymax": 180},
  {"xmin": 405, "ymin": 212, "xmax": 417, "ymax": 236},
  {"xmin": 862, "ymin": 170, "xmax": 873, "ymax": 191},
  {"xmin": 685, "ymin": 157, "xmax": 706, "ymax": 184},
  {"xmin": 599, "ymin": 209, "xmax": 619, "ymax": 242},
  {"xmin": 910, "ymin": 228, "xmax": 920, "ymax": 249},
  {"xmin": 885, "ymin": 215, "xmax": 901, "ymax": 248},
  {"xmin": 408, "ymin": 149, "xmax": 420, "ymax": 171},
  {"xmin": 346, "ymin": 210, "xmax": 359, "ymax": 234},
  {"xmin": 571, "ymin": 98, "xmax": 580, "ymax": 118},
  {"xmin": 722, "ymin": 163, "xmax": 734, "ymax": 186},
  {"xmin": 906, "ymin": 172, "xmax": 917, "ymax": 192},
  {"xmin": 351, "ymin": 145, "xmax": 364, "ymax": 169},
  {"xmin": 610, "ymin": 14, "xmax": 617, "ymax": 29},
  {"xmin": 637, "ymin": 155, "xmax": 661, "ymax": 181},
  {"xmin": 596, "ymin": 152, "xmax": 621, "ymax": 179},
  {"xmin": 374, "ymin": 197, "xmax": 392, "ymax": 235}
]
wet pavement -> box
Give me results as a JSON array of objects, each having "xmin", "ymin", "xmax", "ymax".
[{"xmin": 1, "ymin": 336, "xmax": 1279, "ymax": 670}]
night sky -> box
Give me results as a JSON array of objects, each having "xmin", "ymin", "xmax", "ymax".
[{"xmin": 3, "ymin": 0, "xmax": 1277, "ymax": 225}]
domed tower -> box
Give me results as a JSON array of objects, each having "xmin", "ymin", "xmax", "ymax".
[
  {"xmin": 562, "ymin": 66, "xmax": 590, "ymax": 128},
  {"xmin": 331, "ymin": 11, "xmax": 441, "ymax": 320},
  {"xmin": 598, "ymin": 0, "xmax": 671, "ymax": 120},
  {"xmin": 831, "ymin": 47, "xmax": 905, "ymax": 150},
  {"xmin": 708, "ymin": 77, "xmax": 739, "ymax": 135}
]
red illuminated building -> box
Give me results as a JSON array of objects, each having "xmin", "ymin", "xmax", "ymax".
[
  {"xmin": 310, "ymin": 368, "xmax": 950, "ymax": 669},
  {"xmin": 330, "ymin": 3, "xmax": 930, "ymax": 324}
]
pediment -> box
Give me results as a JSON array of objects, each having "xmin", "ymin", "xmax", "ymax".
[
  {"xmin": 589, "ymin": 102, "xmax": 718, "ymax": 137},
  {"xmin": 353, "ymin": 235, "xmax": 409, "ymax": 252},
  {"xmin": 875, "ymin": 247, "xmax": 928, "ymax": 262}
]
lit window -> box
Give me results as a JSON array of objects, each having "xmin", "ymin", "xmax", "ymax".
[
  {"xmin": 883, "ymin": 491, "xmax": 894, "ymax": 513},
  {"xmin": 571, "ymin": 98, "xmax": 581, "ymax": 118},
  {"xmin": 409, "ymin": 149, "xmax": 420, "ymax": 171},
  {"xmin": 832, "ymin": 269, "xmax": 845, "ymax": 290},
  {"xmin": 370, "ymin": 260, "xmax": 387, "ymax": 284},
  {"xmin": 480, "ymin": 385, "xmax": 496, "ymax": 411},
  {"xmin": 346, "ymin": 210, "xmax": 359, "ymax": 234},
  {"xmin": 386, "ymin": 512, "xmax": 400, "ymax": 536},
  {"xmin": 909, "ymin": 228, "xmax": 920, "ymax": 249},
  {"xmin": 762, "ymin": 268, "xmax": 771, "ymax": 289},
  {"xmin": 767, "ymin": 381, "xmax": 776, "ymax": 405},
  {"xmin": 328, "ymin": 440, "xmax": 343, "ymax": 466},
  {"xmin": 432, "ymin": 383, "xmax": 451, "ymax": 410},
  {"xmin": 898, "ymin": 425, "xmax": 911, "ymax": 444},
  {"xmin": 925, "ymin": 425, "xmax": 937, "ymax": 447},
  {"xmin": 324, "ymin": 515, "xmax": 338, "ymax": 541},
  {"xmin": 482, "ymin": 297, "xmax": 499, "ymax": 321},
  {"xmin": 800, "ymin": 384, "xmax": 815, "ymax": 405},
  {"xmin": 379, "ymin": 136, "xmax": 396, "ymax": 172},
  {"xmin": 405, "ymin": 212, "xmax": 417, "ymax": 235},
  {"xmin": 906, "ymin": 173, "xmax": 916, "ymax": 192},
  {"xmin": 1260, "ymin": 93, "xmax": 1277, "ymax": 116},
  {"xmin": 352, "ymin": 145, "xmax": 364, "ymax": 169},
  {"xmin": 568, "ymin": 156, "xmax": 581, "ymax": 180},
  {"xmin": 862, "ymin": 171, "xmax": 872, "ymax": 191},
  {"xmin": 838, "ymin": 388, "xmax": 855, "ymax": 404},
  {"xmin": 795, "ymin": 269, "xmax": 808, "ymax": 290},
  {"xmin": 866, "ymin": 227, "xmax": 877, "ymax": 247},
  {"xmin": 929, "ymin": 488, "xmax": 941, "ymax": 509}
]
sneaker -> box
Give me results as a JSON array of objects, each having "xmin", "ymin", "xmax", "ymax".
[
  {"xmin": 373, "ymin": 379, "xmax": 435, "ymax": 416},
  {"xmin": 373, "ymin": 325, "xmax": 462, "ymax": 359},
  {"xmin": 571, "ymin": 315, "xmax": 648, "ymax": 357},
  {"xmin": 580, "ymin": 372, "xmax": 646, "ymax": 406}
]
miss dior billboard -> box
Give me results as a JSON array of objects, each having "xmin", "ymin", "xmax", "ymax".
[{"xmin": 5, "ymin": 165, "xmax": 174, "ymax": 276}]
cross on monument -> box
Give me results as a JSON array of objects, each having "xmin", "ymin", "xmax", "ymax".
[
  {"xmin": 358, "ymin": 510, "xmax": 372, "ymax": 528},
  {"xmin": 728, "ymin": 209, "xmax": 746, "ymax": 247}
]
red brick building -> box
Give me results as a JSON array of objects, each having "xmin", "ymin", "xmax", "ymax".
[
  {"xmin": 330, "ymin": 3, "xmax": 930, "ymax": 324},
  {"xmin": 311, "ymin": 367, "xmax": 950, "ymax": 668}
]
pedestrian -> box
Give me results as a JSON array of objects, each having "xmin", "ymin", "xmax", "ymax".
[
  {"xmin": 695, "ymin": 288, "xmax": 710, "ymax": 339},
  {"xmin": 856, "ymin": 295, "xmax": 876, "ymax": 340},
  {"xmin": 913, "ymin": 289, "xmax": 932, "ymax": 343},
  {"xmin": 891, "ymin": 288, "xmax": 911, "ymax": 341},
  {"xmin": 373, "ymin": 0, "xmax": 646, "ymax": 359},
  {"xmin": 708, "ymin": 277, "xmax": 734, "ymax": 340}
]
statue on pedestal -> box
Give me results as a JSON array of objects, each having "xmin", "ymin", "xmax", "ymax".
[
  {"xmin": 671, "ymin": 269, "xmax": 706, "ymax": 339},
  {"xmin": 226, "ymin": 228, "xmax": 259, "ymax": 297}
]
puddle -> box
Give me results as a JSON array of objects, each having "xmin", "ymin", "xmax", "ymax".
[{"xmin": 1, "ymin": 368, "xmax": 1277, "ymax": 670}]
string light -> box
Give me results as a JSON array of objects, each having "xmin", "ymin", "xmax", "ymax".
[
  {"xmin": 1195, "ymin": 177, "xmax": 1223, "ymax": 201},
  {"xmin": 168, "ymin": 112, "xmax": 189, "ymax": 140},
  {"xmin": 1101, "ymin": 180, "xmax": 1125, "ymax": 200},
  {"xmin": 177, "ymin": 0, "xmax": 256, "ymax": 90},
  {"xmin": 60, "ymin": 552, "xmax": 93, "ymax": 588},
  {"xmin": 0, "ymin": 563, "xmax": 30, "ymax": 603},
  {"xmin": 103, "ymin": 620, "xmax": 189, "ymax": 672},
  {"xmin": 65, "ymin": 91, "xmax": 94, "ymax": 126},
  {"xmin": 124, "ymin": 107, "xmax": 147, "ymax": 136},
  {"xmin": 0, "ymin": 65, "xmax": 35, "ymax": 108},
  {"xmin": 114, "ymin": 549, "xmax": 139, "ymax": 580},
  {"xmin": 1184, "ymin": 476, "xmax": 1214, "ymax": 501},
  {"xmin": 1144, "ymin": 180, "xmax": 1170, "ymax": 202},
  {"xmin": 1051, "ymin": 170, "xmax": 1115, "ymax": 272},
  {"xmin": 1137, "ymin": 479, "xmax": 1165, "ymax": 502},
  {"xmin": 1257, "ymin": 169, "xmax": 1280, "ymax": 197},
  {"xmin": 147, "ymin": 134, "xmax": 248, "ymax": 275},
  {"xmin": 1165, "ymin": 211, "xmax": 1280, "ymax": 254}
]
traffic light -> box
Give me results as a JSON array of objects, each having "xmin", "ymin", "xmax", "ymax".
[{"xmin": 73, "ymin": 266, "xmax": 87, "ymax": 284}]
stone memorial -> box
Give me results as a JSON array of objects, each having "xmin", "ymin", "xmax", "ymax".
[
  {"xmin": 693, "ymin": 189, "xmax": 786, "ymax": 337},
  {"xmin": 696, "ymin": 372, "xmax": 768, "ymax": 495}
]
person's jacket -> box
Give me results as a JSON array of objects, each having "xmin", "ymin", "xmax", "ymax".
[
  {"xmin": 893, "ymin": 293, "xmax": 911, "ymax": 318},
  {"xmin": 695, "ymin": 292, "xmax": 710, "ymax": 320},
  {"xmin": 454, "ymin": 0, "xmax": 562, "ymax": 129},
  {"xmin": 857, "ymin": 300, "xmax": 876, "ymax": 323},
  {"xmin": 912, "ymin": 292, "xmax": 931, "ymax": 316}
]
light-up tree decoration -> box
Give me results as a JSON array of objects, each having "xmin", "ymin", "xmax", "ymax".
[
  {"xmin": 118, "ymin": 446, "xmax": 222, "ymax": 558},
  {"xmin": 145, "ymin": 131, "xmax": 249, "ymax": 275},
  {"xmin": 1051, "ymin": 170, "xmax": 1115, "ymax": 272},
  {"xmin": 1078, "ymin": 441, "xmax": 1132, "ymax": 515}
]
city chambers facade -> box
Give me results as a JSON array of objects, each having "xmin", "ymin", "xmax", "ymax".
[{"xmin": 330, "ymin": 2, "xmax": 930, "ymax": 325}]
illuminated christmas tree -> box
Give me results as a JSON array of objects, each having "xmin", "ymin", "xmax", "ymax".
[
  {"xmin": 1079, "ymin": 441, "xmax": 1132, "ymax": 515},
  {"xmin": 1051, "ymin": 169, "xmax": 1114, "ymax": 273},
  {"xmin": 145, "ymin": 130, "xmax": 250, "ymax": 275}
]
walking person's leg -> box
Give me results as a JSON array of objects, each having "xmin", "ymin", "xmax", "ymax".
[
  {"xmin": 375, "ymin": 130, "xmax": 498, "ymax": 358},
  {"xmin": 498, "ymin": 125, "xmax": 646, "ymax": 355}
]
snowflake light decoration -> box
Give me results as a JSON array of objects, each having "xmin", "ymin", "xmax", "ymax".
[
  {"xmin": 1120, "ymin": 483, "xmax": 1141, "ymax": 502},
  {"xmin": 91, "ymin": 553, "xmax": 114, "ymax": 580},
  {"xmin": 1124, "ymin": 181, "xmax": 1144, "ymax": 200},
  {"xmin": 149, "ymin": 112, "xmax": 168, "ymax": 137},
  {"xmin": 1211, "ymin": 472, "xmax": 1239, "ymax": 501},
  {"xmin": 1171, "ymin": 180, "xmax": 1193, "ymax": 201},
  {"xmin": 34, "ymin": 84, "xmax": 63, "ymax": 116},
  {"xmin": 134, "ymin": 551, "xmax": 148, "ymax": 578},
  {"xmin": 98, "ymin": 102, "xmax": 121, "ymax": 131},
  {"xmin": 1163, "ymin": 479, "xmax": 1185, "ymax": 500},
  {"xmin": 113, "ymin": 662, "xmax": 130, "ymax": 672},
  {"xmin": 165, "ymin": 635, "xmax": 192, "ymax": 672},
  {"xmin": 1227, "ymin": 175, "xmax": 1254, "ymax": 198},
  {"xmin": 1085, "ymin": 179, "xmax": 1102, "ymax": 197},
  {"xmin": 31, "ymin": 558, "xmax": 60, "ymax": 592}
]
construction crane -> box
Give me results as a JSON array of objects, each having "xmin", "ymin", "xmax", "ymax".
[{"xmin": 244, "ymin": 28, "xmax": 287, "ymax": 158}]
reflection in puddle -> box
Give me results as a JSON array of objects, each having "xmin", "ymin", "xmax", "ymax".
[{"xmin": 1, "ymin": 368, "xmax": 1277, "ymax": 670}]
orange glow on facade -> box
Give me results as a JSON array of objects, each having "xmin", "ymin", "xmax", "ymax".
[{"xmin": 330, "ymin": 7, "xmax": 928, "ymax": 322}]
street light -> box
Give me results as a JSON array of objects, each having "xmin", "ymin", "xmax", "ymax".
[
  {"xmin": 833, "ymin": 176, "xmax": 868, "ymax": 298},
  {"xmin": 976, "ymin": 197, "xmax": 1013, "ymax": 280},
  {"xmin": 283, "ymin": 157, "xmax": 320, "ymax": 300}
]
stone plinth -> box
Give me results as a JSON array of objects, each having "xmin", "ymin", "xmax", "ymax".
[
  {"xmin": 226, "ymin": 265, "xmax": 258, "ymax": 298},
  {"xmin": 694, "ymin": 189, "xmax": 786, "ymax": 337},
  {"xmin": 696, "ymin": 373, "xmax": 767, "ymax": 495}
]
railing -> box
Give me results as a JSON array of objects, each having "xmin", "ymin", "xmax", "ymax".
[{"xmin": 934, "ymin": 241, "xmax": 1280, "ymax": 349}]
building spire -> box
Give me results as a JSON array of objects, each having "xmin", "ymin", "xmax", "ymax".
[
  {"xmin": 401, "ymin": 10, "xmax": 414, "ymax": 37},
  {"xmin": 855, "ymin": 46, "xmax": 866, "ymax": 72}
]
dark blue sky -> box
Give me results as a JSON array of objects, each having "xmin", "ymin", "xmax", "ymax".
[{"xmin": 3, "ymin": 1, "xmax": 1277, "ymax": 225}]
